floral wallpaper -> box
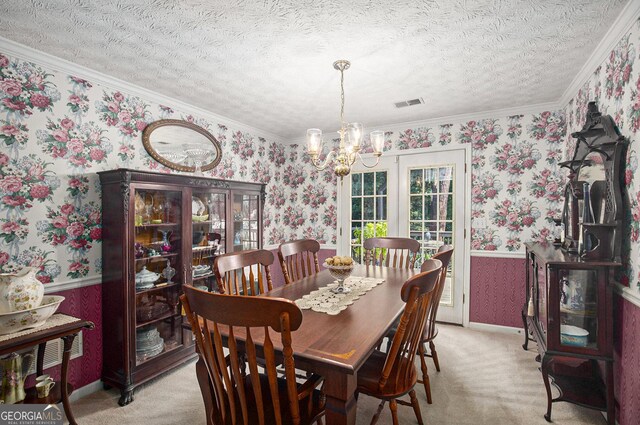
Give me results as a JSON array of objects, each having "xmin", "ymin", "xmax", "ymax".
[
  {"xmin": 564, "ymin": 18, "xmax": 640, "ymax": 289},
  {"xmin": 0, "ymin": 48, "xmax": 578, "ymax": 286},
  {"xmin": 267, "ymin": 111, "xmax": 568, "ymax": 253},
  {"xmin": 0, "ymin": 51, "xmax": 287, "ymax": 285}
]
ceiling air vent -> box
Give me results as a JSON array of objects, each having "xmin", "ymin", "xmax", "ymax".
[{"xmin": 394, "ymin": 98, "xmax": 424, "ymax": 108}]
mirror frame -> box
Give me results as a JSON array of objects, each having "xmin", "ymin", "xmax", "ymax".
[{"xmin": 142, "ymin": 119, "xmax": 222, "ymax": 172}]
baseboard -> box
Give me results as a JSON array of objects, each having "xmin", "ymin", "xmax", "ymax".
[
  {"xmin": 468, "ymin": 322, "xmax": 523, "ymax": 334},
  {"xmin": 69, "ymin": 379, "xmax": 103, "ymax": 402}
]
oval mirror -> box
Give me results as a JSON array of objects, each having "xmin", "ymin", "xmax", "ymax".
[{"xmin": 142, "ymin": 120, "xmax": 222, "ymax": 173}]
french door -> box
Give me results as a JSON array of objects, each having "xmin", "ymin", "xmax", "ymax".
[{"xmin": 339, "ymin": 150, "xmax": 466, "ymax": 324}]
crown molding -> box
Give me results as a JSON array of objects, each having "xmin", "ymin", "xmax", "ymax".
[
  {"xmin": 559, "ymin": 0, "xmax": 640, "ymax": 107},
  {"xmin": 0, "ymin": 36, "xmax": 284, "ymax": 143},
  {"xmin": 283, "ymin": 101, "xmax": 559, "ymax": 145}
]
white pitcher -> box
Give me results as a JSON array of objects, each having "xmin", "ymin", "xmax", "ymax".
[{"xmin": 0, "ymin": 267, "xmax": 44, "ymax": 314}]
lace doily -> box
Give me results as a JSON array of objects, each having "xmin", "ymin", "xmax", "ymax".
[{"xmin": 294, "ymin": 277, "xmax": 385, "ymax": 315}]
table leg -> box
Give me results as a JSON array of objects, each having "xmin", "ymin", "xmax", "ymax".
[
  {"xmin": 323, "ymin": 371, "xmax": 357, "ymax": 425},
  {"xmin": 61, "ymin": 334, "xmax": 77, "ymax": 425}
]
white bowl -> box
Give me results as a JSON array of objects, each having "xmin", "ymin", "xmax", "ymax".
[
  {"xmin": 0, "ymin": 296, "xmax": 65, "ymax": 335},
  {"xmin": 560, "ymin": 324, "xmax": 589, "ymax": 347}
]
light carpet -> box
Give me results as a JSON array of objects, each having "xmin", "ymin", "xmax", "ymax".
[{"xmin": 72, "ymin": 324, "xmax": 605, "ymax": 424}]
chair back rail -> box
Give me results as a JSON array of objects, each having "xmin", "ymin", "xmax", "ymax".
[
  {"xmin": 363, "ymin": 237, "xmax": 420, "ymax": 269},
  {"xmin": 214, "ymin": 249, "xmax": 274, "ymax": 296},
  {"xmin": 182, "ymin": 285, "xmax": 305, "ymax": 425},
  {"xmin": 379, "ymin": 259, "xmax": 442, "ymax": 392},
  {"xmin": 278, "ymin": 239, "xmax": 321, "ymax": 285}
]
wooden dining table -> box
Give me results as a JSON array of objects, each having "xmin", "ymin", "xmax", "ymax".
[{"xmin": 193, "ymin": 264, "xmax": 418, "ymax": 425}]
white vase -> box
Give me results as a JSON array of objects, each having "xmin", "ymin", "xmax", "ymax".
[{"xmin": 0, "ymin": 267, "xmax": 44, "ymax": 314}]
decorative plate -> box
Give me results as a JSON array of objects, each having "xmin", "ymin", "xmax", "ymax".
[{"xmin": 192, "ymin": 196, "xmax": 206, "ymax": 216}]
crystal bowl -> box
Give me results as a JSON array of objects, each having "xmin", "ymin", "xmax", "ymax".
[{"xmin": 322, "ymin": 263, "xmax": 354, "ymax": 282}]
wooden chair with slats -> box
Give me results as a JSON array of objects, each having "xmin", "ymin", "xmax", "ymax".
[
  {"xmin": 214, "ymin": 249, "xmax": 274, "ymax": 296},
  {"xmin": 278, "ymin": 239, "xmax": 321, "ymax": 285},
  {"xmin": 356, "ymin": 259, "xmax": 442, "ymax": 425},
  {"xmin": 363, "ymin": 237, "xmax": 420, "ymax": 269},
  {"xmin": 417, "ymin": 244, "xmax": 454, "ymax": 404},
  {"xmin": 181, "ymin": 285, "xmax": 325, "ymax": 425}
]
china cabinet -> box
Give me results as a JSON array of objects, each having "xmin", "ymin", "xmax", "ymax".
[
  {"xmin": 98, "ymin": 169, "xmax": 264, "ymax": 405},
  {"xmin": 522, "ymin": 103, "xmax": 626, "ymax": 424}
]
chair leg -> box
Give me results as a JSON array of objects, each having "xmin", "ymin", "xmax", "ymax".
[
  {"xmin": 370, "ymin": 400, "xmax": 386, "ymax": 425},
  {"xmin": 418, "ymin": 343, "xmax": 432, "ymax": 404},
  {"xmin": 389, "ymin": 400, "xmax": 399, "ymax": 425},
  {"xmin": 409, "ymin": 390, "xmax": 424, "ymax": 425},
  {"xmin": 430, "ymin": 340, "xmax": 440, "ymax": 372}
]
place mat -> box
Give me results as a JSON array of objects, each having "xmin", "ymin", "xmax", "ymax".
[
  {"xmin": 294, "ymin": 276, "xmax": 385, "ymax": 315},
  {"xmin": 0, "ymin": 314, "xmax": 80, "ymax": 343}
]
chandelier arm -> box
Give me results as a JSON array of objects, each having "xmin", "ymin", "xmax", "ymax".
[
  {"xmin": 310, "ymin": 150, "xmax": 337, "ymax": 171},
  {"xmin": 355, "ymin": 152, "xmax": 382, "ymax": 169}
]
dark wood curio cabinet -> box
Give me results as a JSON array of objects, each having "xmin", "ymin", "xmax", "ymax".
[
  {"xmin": 523, "ymin": 243, "xmax": 617, "ymax": 424},
  {"xmin": 522, "ymin": 103, "xmax": 627, "ymax": 424},
  {"xmin": 98, "ymin": 169, "xmax": 264, "ymax": 405}
]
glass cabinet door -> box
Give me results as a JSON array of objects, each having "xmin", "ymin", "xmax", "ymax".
[
  {"xmin": 558, "ymin": 269, "xmax": 599, "ymax": 350},
  {"xmin": 232, "ymin": 192, "xmax": 260, "ymax": 251},
  {"xmin": 191, "ymin": 190, "xmax": 227, "ymax": 292},
  {"xmin": 132, "ymin": 188, "xmax": 184, "ymax": 365}
]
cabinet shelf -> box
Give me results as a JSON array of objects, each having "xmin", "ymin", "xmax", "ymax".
[
  {"xmin": 135, "ymin": 222, "xmax": 179, "ymax": 228},
  {"xmin": 193, "ymin": 273, "xmax": 214, "ymax": 281},
  {"xmin": 20, "ymin": 382, "xmax": 73, "ymax": 405},
  {"xmin": 135, "ymin": 252, "xmax": 178, "ymax": 263},
  {"xmin": 136, "ymin": 310, "xmax": 181, "ymax": 328},
  {"xmin": 135, "ymin": 281, "xmax": 181, "ymax": 295}
]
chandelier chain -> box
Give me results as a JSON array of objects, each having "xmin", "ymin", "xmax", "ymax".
[{"xmin": 340, "ymin": 67, "xmax": 345, "ymax": 127}]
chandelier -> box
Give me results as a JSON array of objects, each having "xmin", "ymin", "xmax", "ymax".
[{"xmin": 306, "ymin": 60, "xmax": 384, "ymax": 180}]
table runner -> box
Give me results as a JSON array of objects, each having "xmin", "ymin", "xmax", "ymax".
[{"xmin": 294, "ymin": 276, "xmax": 385, "ymax": 315}]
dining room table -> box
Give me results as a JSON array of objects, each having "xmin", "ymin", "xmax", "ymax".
[{"xmin": 192, "ymin": 263, "xmax": 419, "ymax": 425}]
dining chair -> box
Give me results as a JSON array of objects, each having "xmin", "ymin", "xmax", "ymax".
[
  {"xmin": 363, "ymin": 237, "xmax": 420, "ymax": 269},
  {"xmin": 417, "ymin": 244, "xmax": 454, "ymax": 404},
  {"xmin": 181, "ymin": 285, "xmax": 325, "ymax": 425},
  {"xmin": 356, "ymin": 259, "xmax": 442, "ymax": 425},
  {"xmin": 214, "ymin": 249, "xmax": 274, "ymax": 296},
  {"xmin": 278, "ymin": 239, "xmax": 321, "ymax": 285}
]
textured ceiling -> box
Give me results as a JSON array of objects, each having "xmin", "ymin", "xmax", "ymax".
[{"xmin": 0, "ymin": 0, "xmax": 629, "ymax": 139}]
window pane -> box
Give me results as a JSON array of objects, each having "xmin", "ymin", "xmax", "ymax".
[
  {"xmin": 424, "ymin": 195, "xmax": 437, "ymax": 220},
  {"xmin": 376, "ymin": 172, "xmax": 387, "ymax": 195},
  {"xmin": 424, "ymin": 169, "xmax": 437, "ymax": 194},
  {"xmin": 352, "ymin": 173, "xmax": 362, "ymax": 196},
  {"xmin": 410, "ymin": 169, "xmax": 422, "ymax": 194},
  {"xmin": 410, "ymin": 221, "xmax": 422, "ymax": 241},
  {"xmin": 439, "ymin": 167, "xmax": 453, "ymax": 193},
  {"xmin": 351, "ymin": 221, "xmax": 362, "ymax": 244},
  {"xmin": 410, "ymin": 196, "xmax": 423, "ymax": 220},
  {"xmin": 351, "ymin": 197, "xmax": 362, "ymax": 220},
  {"xmin": 376, "ymin": 196, "xmax": 387, "ymax": 220},
  {"xmin": 374, "ymin": 221, "xmax": 387, "ymax": 237},
  {"xmin": 363, "ymin": 172, "xmax": 374, "ymax": 196},
  {"xmin": 439, "ymin": 194, "xmax": 454, "ymax": 221},
  {"xmin": 363, "ymin": 197, "xmax": 374, "ymax": 220}
]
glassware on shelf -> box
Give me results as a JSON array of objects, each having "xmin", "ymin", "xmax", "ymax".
[
  {"xmin": 159, "ymin": 230, "xmax": 172, "ymax": 253},
  {"xmin": 153, "ymin": 198, "xmax": 165, "ymax": 223},
  {"xmin": 143, "ymin": 193, "xmax": 154, "ymax": 224},
  {"xmin": 134, "ymin": 242, "xmax": 145, "ymax": 259},
  {"xmin": 161, "ymin": 259, "xmax": 176, "ymax": 283}
]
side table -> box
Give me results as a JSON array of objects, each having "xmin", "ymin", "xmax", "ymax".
[{"xmin": 0, "ymin": 314, "xmax": 94, "ymax": 425}]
